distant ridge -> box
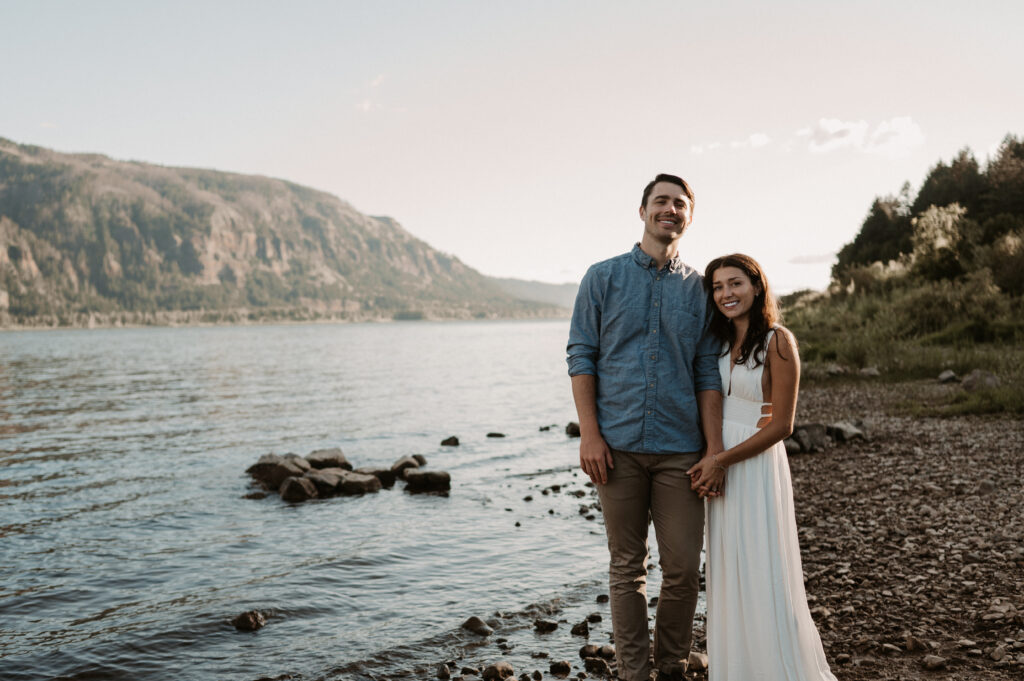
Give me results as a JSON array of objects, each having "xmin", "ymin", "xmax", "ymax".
[
  {"xmin": 489, "ymin": 277, "xmax": 578, "ymax": 309},
  {"xmin": 0, "ymin": 138, "xmax": 565, "ymax": 326}
]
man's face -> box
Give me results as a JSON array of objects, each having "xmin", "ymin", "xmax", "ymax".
[{"xmin": 639, "ymin": 181, "xmax": 693, "ymax": 244}]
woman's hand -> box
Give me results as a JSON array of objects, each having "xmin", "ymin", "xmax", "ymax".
[{"xmin": 687, "ymin": 454, "xmax": 726, "ymax": 498}]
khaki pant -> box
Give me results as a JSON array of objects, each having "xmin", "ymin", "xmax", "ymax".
[{"xmin": 597, "ymin": 450, "xmax": 704, "ymax": 681}]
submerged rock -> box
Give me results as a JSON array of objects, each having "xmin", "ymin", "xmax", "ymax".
[
  {"xmin": 391, "ymin": 455, "xmax": 421, "ymax": 479},
  {"xmin": 534, "ymin": 619, "xmax": 558, "ymax": 633},
  {"xmin": 232, "ymin": 610, "xmax": 266, "ymax": 631},
  {"xmin": 486, "ymin": 432, "xmax": 506, "ymax": 438},
  {"xmin": 548, "ymin": 660, "xmax": 571, "ymax": 677},
  {"xmin": 570, "ymin": 620, "xmax": 589, "ymax": 636},
  {"xmin": 404, "ymin": 469, "xmax": 451, "ymax": 493},
  {"xmin": 583, "ymin": 657, "xmax": 612, "ymax": 677},
  {"xmin": 565, "ymin": 422, "xmax": 581, "ymax": 437},
  {"xmin": 482, "ymin": 662, "xmax": 514, "ymax": 680},
  {"xmin": 462, "ymin": 616, "xmax": 493, "ymax": 636},
  {"xmin": 441, "ymin": 436, "xmax": 460, "ymax": 446},
  {"xmin": 247, "ymin": 454, "xmax": 307, "ymax": 490}
]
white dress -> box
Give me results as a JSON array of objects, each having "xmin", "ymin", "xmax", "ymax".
[{"xmin": 705, "ymin": 330, "xmax": 836, "ymax": 681}]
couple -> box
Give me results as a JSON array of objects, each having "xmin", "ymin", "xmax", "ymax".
[{"xmin": 566, "ymin": 174, "xmax": 836, "ymax": 681}]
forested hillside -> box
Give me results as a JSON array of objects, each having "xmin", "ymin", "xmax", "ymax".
[
  {"xmin": 785, "ymin": 133, "xmax": 1024, "ymax": 413},
  {"xmin": 0, "ymin": 138, "xmax": 560, "ymax": 326}
]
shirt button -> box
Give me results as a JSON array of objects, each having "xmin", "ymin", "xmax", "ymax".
[
  {"xmin": 656, "ymin": 276, "xmax": 661, "ymax": 281},
  {"xmin": 654, "ymin": 301, "xmax": 659, "ymax": 306},
  {"xmin": 650, "ymin": 354, "xmax": 656, "ymax": 360},
  {"xmin": 647, "ymin": 410, "xmax": 652, "ymax": 415},
  {"xmin": 649, "ymin": 383, "xmax": 655, "ymax": 388},
  {"xmin": 651, "ymin": 329, "xmax": 657, "ymax": 334}
]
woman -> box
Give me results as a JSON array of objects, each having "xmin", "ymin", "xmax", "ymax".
[{"xmin": 687, "ymin": 254, "xmax": 836, "ymax": 681}]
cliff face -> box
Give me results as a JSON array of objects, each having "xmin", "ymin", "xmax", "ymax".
[{"xmin": 0, "ymin": 138, "xmax": 558, "ymax": 325}]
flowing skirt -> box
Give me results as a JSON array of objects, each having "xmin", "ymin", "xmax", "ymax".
[{"xmin": 705, "ymin": 397, "xmax": 836, "ymax": 681}]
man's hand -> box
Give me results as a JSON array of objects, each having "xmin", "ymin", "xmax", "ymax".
[{"xmin": 580, "ymin": 434, "xmax": 614, "ymax": 485}]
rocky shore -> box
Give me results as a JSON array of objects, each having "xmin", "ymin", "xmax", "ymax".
[{"xmin": 419, "ymin": 380, "xmax": 1022, "ymax": 681}]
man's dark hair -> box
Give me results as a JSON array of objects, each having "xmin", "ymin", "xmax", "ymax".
[{"xmin": 640, "ymin": 173, "xmax": 695, "ymax": 212}]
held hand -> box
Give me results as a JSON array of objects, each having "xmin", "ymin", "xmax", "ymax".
[
  {"xmin": 687, "ymin": 453, "xmax": 726, "ymax": 498},
  {"xmin": 579, "ymin": 435, "xmax": 614, "ymax": 485}
]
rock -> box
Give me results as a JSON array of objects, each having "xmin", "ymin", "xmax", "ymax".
[
  {"xmin": 482, "ymin": 662, "xmax": 514, "ymax": 680},
  {"xmin": 487, "ymin": 432, "xmax": 506, "ymax": 438},
  {"xmin": 353, "ymin": 466, "xmax": 397, "ymax": 488},
  {"xmin": 565, "ymin": 422, "xmax": 581, "ymax": 437},
  {"xmin": 391, "ymin": 456, "xmax": 421, "ymax": 478},
  {"xmin": 279, "ymin": 476, "xmax": 318, "ymax": 502},
  {"xmin": 441, "ymin": 436, "xmax": 460, "ymax": 446},
  {"xmin": 597, "ymin": 645, "xmax": 615, "ymax": 660},
  {"xmin": 687, "ymin": 651, "xmax": 708, "ymax": 671},
  {"xmin": 784, "ymin": 437, "xmax": 802, "ymax": 455},
  {"xmin": 336, "ymin": 471, "xmax": 382, "ymax": 495},
  {"xmin": 539, "ymin": 425, "xmax": 551, "ymax": 432},
  {"xmin": 413, "ymin": 454, "xmax": 428, "ymax": 466},
  {"xmin": 586, "ymin": 612, "xmax": 602, "ymax": 623},
  {"xmin": 306, "ymin": 447, "xmax": 352, "ymax": 470},
  {"xmin": 570, "ymin": 620, "xmax": 589, "ymax": 636},
  {"xmin": 462, "ymin": 616, "xmax": 493, "ymax": 636},
  {"xmin": 532, "ymin": 672, "xmax": 542, "ymax": 681},
  {"xmin": 232, "ymin": 610, "xmax": 266, "ymax": 631},
  {"xmin": 962, "ymin": 369, "xmax": 1000, "ymax": 392},
  {"xmin": 281, "ymin": 453, "xmax": 312, "ymax": 473},
  {"xmin": 905, "ymin": 634, "xmax": 927, "ymax": 651},
  {"xmin": 827, "ymin": 421, "xmax": 865, "ymax": 443},
  {"xmin": 938, "ymin": 369, "xmax": 959, "ymax": 383},
  {"xmin": 835, "ymin": 653, "xmax": 851, "ymax": 664},
  {"xmin": 247, "ymin": 454, "xmax": 307, "ymax": 490},
  {"xmin": 881, "ymin": 643, "xmax": 901, "ymax": 655},
  {"xmin": 438, "ymin": 663, "xmax": 452, "ymax": 679},
  {"xmin": 534, "ymin": 619, "xmax": 558, "ymax": 633},
  {"xmin": 922, "ymin": 655, "xmax": 946, "ymax": 670},
  {"xmin": 859, "ymin": 366, "xmax": 881, "ymax": 377},
  {"xmin": 792, "ymin": 424, "xmax": 829, "ymax": 453},
  {"xmin": 579, "ymin": 645, "xmax": 599, "ymax": 659},
  {"xmin": 596, "ymin": 594, "xmax": 609, "ymax": 603},
  {"xmin": 992, "ymin": 645, "xmax": 1007, "ymax": 661},
  {"xmin": 978, "ymin": 480, "xmax": 996, "ymax": 494},
  {"xmin": 583, "ymin": 657, "xmax": 611, "ymax": 676},
  {"xmin": 825, "ymin": 363, "xmax": 846, "ymax": 376},
  {"xmin": 243, "ymin": 491, "xmax": 268, "ymax": 500},
  {"xmin": 404, "ymin": 469, "xmax": 451, "ymax": 493},
  {"xmin": 548, "ymin": 661, "xmax": 571, "ymax": 677},
  {"xmin": 303, "ymin": 468, "xmax": 345, "ymax": 496}
]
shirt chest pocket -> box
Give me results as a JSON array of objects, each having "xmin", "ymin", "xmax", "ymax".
[{"xmin": 664, "ymin": 306, "xmax": 700, "ymax": 342}]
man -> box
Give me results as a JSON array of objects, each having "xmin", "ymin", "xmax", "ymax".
[{"xmin": 566, "ymin": 173, "xmax": 723, "ymax": 681}]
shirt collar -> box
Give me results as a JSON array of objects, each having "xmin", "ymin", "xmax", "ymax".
[{"xmin": 631, "ymin": 243, "xmax": 685, "ymax": 273}]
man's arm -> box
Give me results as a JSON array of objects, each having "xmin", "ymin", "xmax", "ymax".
[{"xmin": 571, "ymin": 374, "xmax": 614, "ymax": 485}]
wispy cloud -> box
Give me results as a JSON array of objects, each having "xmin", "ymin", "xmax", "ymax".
[
  {"xmin": 788, "ymin": 252, "xmax": 836, "ymax": 265},
  {"xmin": 692, "ymin": 134, "xmax": 769, "ymax": 154},
  {"xmin": 805, "ymin": 117, "xmax": 923, "ymax": 158}
]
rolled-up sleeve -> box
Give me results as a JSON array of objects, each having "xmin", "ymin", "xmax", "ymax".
[
  {"xmin": 693, "ymin": 313, "xmax": 723, "ymax": 393},
  {"xmin": 566, "ymin": 267, "xmax": 601, "ymax": 377}
]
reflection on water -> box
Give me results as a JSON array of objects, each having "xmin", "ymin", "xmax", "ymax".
[{"xmin": 0, "ymin": 321, "xmax": 662, "ymax": 680}]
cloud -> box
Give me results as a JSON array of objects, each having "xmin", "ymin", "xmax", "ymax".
[
  {"xmin": 39, "ymin": 121, "xmax": 57, "ymax": 129},
  {"xmin": 804, "ymin": 117, "xmax": 924, "ymax": 157},
  {"xmin": 788, "ymin": 253, "xmax": 836, "ymax": 265},
  {"xmin": 370, "ymin": 74, "xmax": 385, "ymax": 88}
]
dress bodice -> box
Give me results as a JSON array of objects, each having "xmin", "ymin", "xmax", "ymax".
[{"xmin": 718, "ymin": 328, "xmax": 776, "ymax": 404}]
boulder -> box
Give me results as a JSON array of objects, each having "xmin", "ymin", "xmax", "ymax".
[
  {"xmin": 437, "ymin": 663, "xmax": 452, "ymax": 679},
  {"xmin": 579, "ymin": 645, "xmax": 600, "ymax": 659},
  {"xmin": 482, "ymin": 662, "xmax": 514, "ymax": 680},
  {"xmin": 859, "ymin": 366, "xmax": 881, "ymax": 377},
  {"xmin": 354, "ymin": 466, "xmax": 397, "ymax": 488},
  {"xmin": 337, "ymin": 471, "xmax": 382, "ymax": 495},
  {"xmin": 827, "ymin": 421, "xmax": 865, "ymax": 443},
  {"xmin": 303, "ymin": 469, "xmax": 345, "ymax": 496},
  {"xmin": 281, "ymin": 453, "xmax": 312, "ymax": 473},
  {"xmin": 565, "ymin": 422, "xmax": 581, "ymax": 437},
  {"xmin": 570, "ymin": 620, "xmax": 589, "ymax": 636},
  {"xmin": 792, "ymin": 423, "xmax": 829, "ymax": 453},
  {"xmin": 247, "ymin": 454, "xmax": 307, "ymax": 490},
  {"xmin": 391, "ymin": 456, "xmax": 421, "ymax": 479},
  {"xmin": 413, "ymin": 454, "xmax": 428, "ymax": 466},
  {"xmin": 583, "ymin": 657, "xmax": 612, "ymax": 676},
  {"xmin": 534, "ymin": 619, "xmax": 558, "ymax": 633},
  {"xmin": 922, "ymin": 655, "xmax": 946, "ymax": 670},
  {"xmin": 441, "ymin": 436, "xmax": 460, "ymax": 446},
  {"xmin": 548, "ymin": 660, "xmax": 571, "ymax": 677},
  {"xmin": 597, "ymin": 645, "xmax": 615, "ymax": 660},
  {"xmin": 825, "ymin": 363, "xmax": 846, "ymax": 376},
  {"xmin": 404, "ymin": 469, "xmax": 451, "ymax": 493},
  {"xmin": 307, "ymin": 447, "xmax": 352, "ymax": 471},
  {"xmin": 784, "ymin": 437, "xmax": 802, "ymax": 455},
  {"xmin": 938, "ymin": 369, "xmax": 959, "ymax": 383},
  {"xmin": 232, "ymin": 610, "xmax": 266, "ymax": 631},
  {"xmin": 962, "ymin": 369, "xmax": 1000, "ymax": 392},
  {"xmin": 461, "ymin": 616, "xmax": 493, "ymax": 636},
  {"xmin": 486, "ymin": 432, "xmax": 506, "ymax": 438},
  {"xmin": 279, "ymin": 476, "xmax": 318, "ymax": 502}
]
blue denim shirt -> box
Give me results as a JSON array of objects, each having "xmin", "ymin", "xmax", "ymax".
[{"xmin": 567, "ymin": 244, "xmax": 722, "ymax": 454}]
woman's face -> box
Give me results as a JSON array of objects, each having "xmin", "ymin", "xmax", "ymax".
[{"xmin": 712, "ymin": 266, "xmax": 760, "ymax": 321}]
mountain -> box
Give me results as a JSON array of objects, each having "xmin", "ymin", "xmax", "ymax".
[
  {"xmin": 0, "ymin": 137, "xmax": 565, "ymax": 326},
  {"xmin": 489, "ymin": 277, "xmax": 578, "ymax": 309}
]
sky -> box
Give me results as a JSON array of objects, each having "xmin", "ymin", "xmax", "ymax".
[{"xmin": 2, "ymin": 0, "xmax": 1022, "ymax": 293}]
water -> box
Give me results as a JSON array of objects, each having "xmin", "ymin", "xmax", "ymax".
[{"xmin": 1, "ymin": 320, "xmax": 688, "ymax": 680}]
